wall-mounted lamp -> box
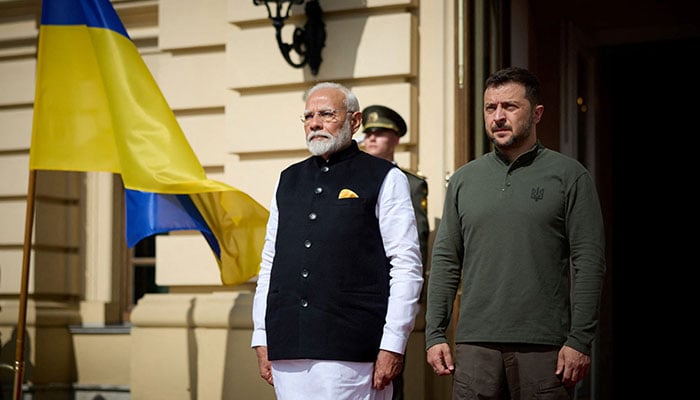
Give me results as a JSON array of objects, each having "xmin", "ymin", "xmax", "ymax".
[{"xmin": 253, "ymin": 0, "xmax": 326, "ymax": 75}]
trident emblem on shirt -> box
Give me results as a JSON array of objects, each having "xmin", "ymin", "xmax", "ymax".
[{"xmin": 531, "ymin": 187, "xmax": 544, "ymax": 202}]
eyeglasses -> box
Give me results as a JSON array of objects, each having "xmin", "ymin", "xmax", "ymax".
[{"xmin": 300, "ymin": 109, "xmax": 353, "ymax": 124}]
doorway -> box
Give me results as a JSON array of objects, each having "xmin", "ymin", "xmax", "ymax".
[{"xmin": 597, "ymin": 36, "xmax": 699, "ymax": 399}]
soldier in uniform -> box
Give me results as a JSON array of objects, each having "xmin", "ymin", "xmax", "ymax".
[
  {"xmin": 361, "ymin": 104, "xmax": 429, "ymax": 400},
  {"xmin": 361, "ymin": 105, "xmax": 429, "ymax": 267}
]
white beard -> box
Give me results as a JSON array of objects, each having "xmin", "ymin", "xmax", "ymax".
[{"xmin": 307, "ymin": 118, "xmax": 353, "ymax": 156}]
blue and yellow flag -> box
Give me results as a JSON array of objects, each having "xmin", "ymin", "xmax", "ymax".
[{"xmin": 29, "ymin": 0, "xmax": 269, "ymax": 285}]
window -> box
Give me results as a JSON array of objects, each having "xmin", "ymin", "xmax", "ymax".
[
  {"xmin": 116, "ymin": 174, "xmax": 169, "ymax": 321},
  {"xmin": 130, "ymin": 235, "xmax": 168, "ymax": 306}
]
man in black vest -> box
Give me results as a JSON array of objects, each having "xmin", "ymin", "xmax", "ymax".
[
  {"xmin": 251, "ymin": 82, "xmax": 424, "ymax": 400},
  {"xmin": 361, "ymin": 104, "xmax": 429, "ymax": 400}
]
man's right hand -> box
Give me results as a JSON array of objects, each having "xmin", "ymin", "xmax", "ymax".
[
  {"xmin": 253, "ymin": 346, "xmax": 274, "ymax": 386},
  {"xmin": 426, "ymin": 343, "xmax": 455, "ymax": 376}
]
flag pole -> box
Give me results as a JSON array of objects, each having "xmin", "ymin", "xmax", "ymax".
[{"xmin": 13, "ymin": 169, "xmax": 37, "ymax": 400}]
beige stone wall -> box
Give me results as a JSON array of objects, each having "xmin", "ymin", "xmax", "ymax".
[{"xmin": 0, "ymin": 0, "xmax": 455, "ymax": 398}]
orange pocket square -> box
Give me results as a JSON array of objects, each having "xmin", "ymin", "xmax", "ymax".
[{"xmin": 338, "ymin": 188, "xmax": 359, "ymax": 199}]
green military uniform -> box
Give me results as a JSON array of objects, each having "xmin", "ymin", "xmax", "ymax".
[
  {"xmin": 402, "ymin": 168, "xmax": 429, "ymax": 267},
  {"xmin": 362, "ymin": 105, "xmax": 429, "ymax": 400}
]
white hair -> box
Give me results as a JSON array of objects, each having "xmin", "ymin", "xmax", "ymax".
[{"xmin": 304, "ymin": 82, "xmax": 360, "ymax": 112}]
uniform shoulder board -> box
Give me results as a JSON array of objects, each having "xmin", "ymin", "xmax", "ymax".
[{"xmin": 401, "ymin": 168, "xmax": 426, "ymax": 181}]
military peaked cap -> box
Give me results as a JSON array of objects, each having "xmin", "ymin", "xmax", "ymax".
[{"xmin": 362, "ymin": 105, "xmax": 407, "ymax": 137}]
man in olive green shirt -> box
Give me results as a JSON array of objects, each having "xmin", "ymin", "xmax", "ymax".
[{"xmin": 425, "ymin": 67, "xmax": 606, "ymax": 400}]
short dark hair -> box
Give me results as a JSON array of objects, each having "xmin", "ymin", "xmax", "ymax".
[{"xmin": 485, "ymin": 67, "xmax": 541, "ymax": 106}]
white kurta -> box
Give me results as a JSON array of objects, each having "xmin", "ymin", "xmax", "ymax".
[
  {"xmin": 271, "ymin": 359, "xmax": 392, "ymax": 400},
  {"xmin": 251, "ymin": 167, "xmax": 423, "ymax": 400}
]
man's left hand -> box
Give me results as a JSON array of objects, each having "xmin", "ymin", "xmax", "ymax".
[
  {"xmin": 373, "ymin": 350, "xmax": 404, "ymax": 390},
  {"xmin": 556, "ymin": 345, "xmax": 591, "ymax": 387}
]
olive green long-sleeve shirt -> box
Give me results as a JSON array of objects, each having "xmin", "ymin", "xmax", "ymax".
[{"xmin": 425, "ymin": 143, "xmax": 606, "ymax": 355}]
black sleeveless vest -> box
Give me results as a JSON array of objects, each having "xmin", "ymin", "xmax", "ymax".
[{"xmin": 266, "ymin": 142, "xmax": 396, "ymax": 362}]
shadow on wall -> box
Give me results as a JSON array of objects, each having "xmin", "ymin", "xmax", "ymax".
[{"xmin": 0, "ymin": 328, "xmax": 34, "ymax": 399}]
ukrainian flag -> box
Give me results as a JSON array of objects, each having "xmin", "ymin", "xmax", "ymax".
[{"xmin": 29, "ymin": 0, "xmax": 269, "ymax": 285}]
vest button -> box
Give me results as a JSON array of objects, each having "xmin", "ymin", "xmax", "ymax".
[
  {"xmin": 321, "ymin": 166, "xmax": 329, "ymax": 172},
  {"xmin": 304, "ymin": 240, "xmax": 312, "ymax": 248},
  {"xmin": 301, "ymin": 269, "xmax": 309, "ymax": 278},
  {"xmin": 308, "ymin": 212, "xmax": 317, "ymax": 220},
  {"xmin": 315, "ymin": 187, "xmax": 323, "ymax": 194},
  {"xmin": 300, "ymin": 299, "xmax": 308, "ymax": 307}
]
